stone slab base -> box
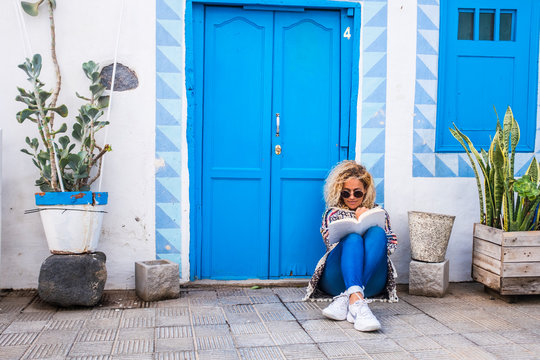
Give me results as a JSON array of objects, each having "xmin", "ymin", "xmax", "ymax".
[{"xmin": 409, "ymin": 259, "xmax": 449, "ymax": 297}]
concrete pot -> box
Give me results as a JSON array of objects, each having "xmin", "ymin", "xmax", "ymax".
[
  {"xmin": 35, "ymin": 191, "xmax": 108, "ymax": 254},
  {"xmin": 408, "ymin": 211, "xmax": 455, "ymax": 263}
]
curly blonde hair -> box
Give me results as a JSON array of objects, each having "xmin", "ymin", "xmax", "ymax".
[{"xmin": 324, "ymin": 160, "xmax": 376, "ymax": 209}]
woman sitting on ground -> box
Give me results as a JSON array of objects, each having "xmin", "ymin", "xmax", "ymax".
[{"xmin": 303, "ymin": 160, "xmax": 398, "ymax": 331}]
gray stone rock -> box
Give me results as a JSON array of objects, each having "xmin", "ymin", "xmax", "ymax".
[
  {"xmin": 38, "ymin": 252, "xmax": 107, "ymax": 307},
  {"xmin": 100, "ymin": 63, "xmax": 138, "ymax": 91},
  {"xmin": 409, "ymin": 259, "xmax": 449, "ymax": 297},
  {"xmin": 135, "ymin": 259, "xmax": 180, "ymax": 302}
]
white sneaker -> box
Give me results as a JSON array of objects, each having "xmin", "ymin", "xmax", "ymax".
[
  {"xmin": 347, "ymin": 300, "xmax": 381, "ymax": 331},
  {"xmin": 322, "ymin": 292, "xmax": 348, "ymax": 321}
]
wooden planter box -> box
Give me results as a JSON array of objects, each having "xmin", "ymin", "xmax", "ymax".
[{"xmin": 473, "ymin": 223, "xmax": 540, "ymax": 295}]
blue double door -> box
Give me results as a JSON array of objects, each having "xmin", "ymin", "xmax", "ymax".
[{"xmin": 195, "ymin": 5, "xmax": 354, "ymax": 279}]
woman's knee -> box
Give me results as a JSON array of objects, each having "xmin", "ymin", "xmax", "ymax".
[
  {"xmin": 342, "ymin": 232, "xmax": 363, "ymax": 245},
  {"xmin": 365, "ymin": 226, "xmax": 385, "ymax": 239}
]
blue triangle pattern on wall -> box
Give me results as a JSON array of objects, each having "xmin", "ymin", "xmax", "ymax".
[
  {"xmin": 157, "ymin": 0, "xmax": 181, "ymax": 20},
  {"xmin": 413, "ymin": 106, "xmax": 435, "ymax": 129},
  {"xmin": 156, "ymin": 128, "xmax": 180, "ymax": 152},
  {"xmin": 156, "ymin": 22, "xmax": 180, "ymax": 46},
  {"xmin": 417, "ymin": 6, "xmax": 438, "ymax": 30},
  {"xmin": 365, "ymin": 30, "xmax": 387, "ymax": 52},
  {"xmin": 363, "ymin": 105, "xmax": 386, "ymax": 128},
  {"xmin": 157, "ymin": 48, "xmax": 180, "ymax": 73},
  {"xmin": 414, "ymin": 81, "xmax": 436, "ymax": 105},
  {"xmin": 157, "ymin": 75, "xmax": 180, "ymax": 99},
  {"xmin": 364, "ymin": 55, "xmax": 387, "ymax": 78},
  {"xmin": 458, "ymin": 156, "xmax": 475, "ymax": 177},
  {"xmin": 364, "ymin": 80, "xmax": 386, "ymax": 103},
  {"xmin": 365, "ymin": 5, "xmax": 387, "ymax": 27},
  {"xmin": 416, "ymin": 56, "xmax": 436, "ymax": 80},
  {"xmin": 156, "ymin": 231, "xmax": 180, "ymax": 253},
  {"xmin": 416, "ymin": 32, "xmax": 438, "ymax": 55},
  {"xmin": 156, "ymin": 161, "xmax": 180, "ymax": 178},
  {"xmin": 375, "ymin": 180, "xmax": 384, "ymax": 204},
  {"xmin": 157, "ymin": 101, "xmax": 180, "ymax": 125},
  {"xmin": 435, "ymin": 155, "xmax": 457, "ymax": 177},
  {"xmin": 413, "ymin": 155, "xmax": 434, "ymax": 177},
  {"xmin": 362, "ymin": 131, "xmax": 386, "ymax": 153},
  {"xmin": 413, "ymin": 131, "xmax": 433, "ymax": 153},
  {"xmin": 156, "ymin": 206, "xmax": 179, "ymax": 229},
  {"xmin": 418, "ymin": 0, "xmax": 439, "ymax": 5},
  {"xmin": 368, "ymin": 155, "xmax": 385, "ymax": 178},
  {"xmin": 156, "ymin": 180, "xmax": 179, "ymax": 203}
]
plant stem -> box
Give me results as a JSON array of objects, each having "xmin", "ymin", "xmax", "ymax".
[{"xmin": 48, "ymin": 0, "xmax": 61, "ymax": 128}]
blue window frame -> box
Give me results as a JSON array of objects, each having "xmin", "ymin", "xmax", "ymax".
[{"xmin": 436, "ymin": 0, "xmax": 540, "ymax": 153}]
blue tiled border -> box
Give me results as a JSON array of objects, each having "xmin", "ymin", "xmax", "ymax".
[
  {"xmin": 360, "ymin": 0, "xmax": 388, "ymax": 204},
  {"xmin": 412, "ymin": 0, "xmax": 540, "ymax": 178},
  {"xmin": 155, "ymin": 0, "xmax": 183, "ymax": 272}
]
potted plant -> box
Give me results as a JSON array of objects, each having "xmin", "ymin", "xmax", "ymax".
[
  {"xmin": 16, "ymin": 0, "xmax": 111, "ymax": 254},
  {"xmin": 451, "ymin": 106, "xmax": 540, "ymax": 297}
]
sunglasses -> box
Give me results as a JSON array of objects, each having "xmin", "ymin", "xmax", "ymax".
[{"xmin": 341, "ymin": 190, "xmax": 364, "ymax": 199}]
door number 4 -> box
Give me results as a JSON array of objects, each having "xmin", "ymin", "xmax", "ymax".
[{"xmin": 343, "ymin": 27, "xmax": 351, "ymax": 40}]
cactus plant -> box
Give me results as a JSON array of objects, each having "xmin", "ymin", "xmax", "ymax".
[
  {"xmin": 15, "ymin": 0, "xmax": 110, "ymax": 192},
  {"xmin": 450, "ymin": 107, "xmax": 540, "ymax": 231}
]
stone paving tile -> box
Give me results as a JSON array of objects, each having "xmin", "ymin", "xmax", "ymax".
[
  {"xmin": 495, "ymin": 329, "xmax": 540, "ymax": 344},
  {"xmin": 233, "ymin": 333, "xmax": 275, "ymax": 347},
  {"xmin": 342, "ymin": 328, "xmax": 387, "ymax": 341},
  {"xmin": 280, "ymin": 343, "xmax": 327, "ymax": 359},
  {"xmin": 156, "ymin": 325, "xmax": 193, "ymax": 338},
  {"xmin": 219, "ymin": 296, "xmax": 252, "ymax": 305},
  {"xmin": 193, "ymin": 324, "xmax": 230, "ymax": 336},
  {"xmin": 462, "ymin": 331, "xmax": 512, "ymax": 346},
  {"xmin": 300, "ymin": 319, "xmax": 341, "ymax": 331},
  {"xmin": 430, "ymin": 333, "xmax": 476, "ymax": 348},
  {"xmin": 369, "ymin": 352, "xmax": 414, "ymax": 360},
  {"xmin": 225, "ymin": 312, "xmax": 262, "ymax": 324},
  {"xmin": 355, "ymin": 338, "xmax": 403, "ymax": 353},
  {"xmin": 112, "ymin": 339, "xmax": 154, "ymax": 355},
  {"xmin": 318, "ymin": 341, "xmax": 369, "ymax": 359},
  {"xmin": 35, "ymin": 329, "xmax": 79, "ymax": 344},
  {"xmin": 66, "ymin": 355, "xmax": 111, "ymax": 360},
  {"xmin": 285, "ymin": 302, "xmax": 325, "ymax": 321},
  {"xmin": 393, "ymin": 336, "xmax": 441, "ymax": 351},
  {"xmin": 117, "ymin": 327, "xmax": 154, "ymax": 340},
  {"xmin": 0, "ymin": 332, "xmax": 40, "ymax": 346},
  {"xmin": 272, "ymin": 331, "xmax": 314, "ymax": 345},
  {"xmin": 248, "ymin": 294, "xmax": 281, "ymax": 304},
  {"xmin": 446, "ymin": 346, "xmax": 496, "ymax": 360},
  {"xmin": 155, "ymin": 338, "xmax": 195, "ymax": 352},
  {"xmin": 196, "ymin": 335, "xmax": 235, "ymax": 350},
  {"xmin": 482, "ymin": 344, "xmax": 538, "ymax": 359},
  {"xmin": 410, "ymin": 349, "xmax": 457, "ymax": 360},
  {"xmin": 24, "ymin": 342, "xmax": 71, "ymax": 359},
  {"xmin": 272, "ymin": 288, "xmax": 305, "ymax": 303},
  {"xmin": 46, "ymin": 319, "xmax": 85, "ymax": 331},
  {"xmin": 266, "ymin": 321, "xmax": 304, "ymax": 333},
  {"xmin": 154, "ymin": 351, "xmax": 196, "ymax": 360},
  {"xmin": 3, "ymin": 321, "xmax": 48, "ymax": 333},
  {"xmin": 237, "ymin": 346, "xmax": 284, "ymax": 360},
  {"xmin": 0, "ymin": 345, "xmax": 31, "ymax": 360},
  {"xmin": 306, "ymin": 329, "xmax": 349, "ymax": 343},
  {"xmin": 69, "ymin": 341, "xmax": 114, "ymax": 356},
  {"xmin": 197, "ymin": 349, "xmax": 239, "ymax": 360},
  {"xmin": 230, "ymin": 322, "xmax": 267, "ymax": 335}
]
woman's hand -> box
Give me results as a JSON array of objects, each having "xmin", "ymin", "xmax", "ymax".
[{"xmin": 355, "ymin": 207, "xmax": 369, "ymax": 219}]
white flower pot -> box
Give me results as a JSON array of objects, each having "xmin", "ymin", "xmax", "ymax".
[{"xmin": 35, "ymin": 192, "xmax": 108, "ymax": 254}]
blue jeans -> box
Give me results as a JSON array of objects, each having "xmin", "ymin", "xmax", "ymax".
[{"xmin": 319, "ymin": 226, "xmax": 388, "ymax": 298}]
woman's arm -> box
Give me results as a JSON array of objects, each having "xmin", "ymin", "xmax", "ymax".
[{"xmin": 320, "ymin": 207, "xmax": 356, "ymax": 248}]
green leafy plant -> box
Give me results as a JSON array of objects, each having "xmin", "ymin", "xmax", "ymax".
[
  {"xmin": 450, "ymin": 106, "xmax": 540, "ymax": 231},
  {"xmin": 15, "ymin": 0, "xmax": 111, "ymax": 192}
]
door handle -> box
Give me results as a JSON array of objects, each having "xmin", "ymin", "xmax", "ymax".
[
  {"xmin": 275, "ymin": 145, "xmax": 281, "ymax": 155},
  {"xmin": 276, "ymin": 113, "xmax": 280, "ymax": 137}
]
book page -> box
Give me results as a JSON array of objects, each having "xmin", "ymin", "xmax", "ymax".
[{"xmin": 327, "ymin": 208, "xmax": 386, "ymax": 245}]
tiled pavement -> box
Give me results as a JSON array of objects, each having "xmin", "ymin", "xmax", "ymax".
[{"xmin": 1, "ymin": 283, "xmax": 539, "ymax": 360}]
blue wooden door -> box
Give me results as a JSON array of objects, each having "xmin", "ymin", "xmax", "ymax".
[
  {"xmin": 199, "ymin": 6, "xmax": 349, "ymax": 279},
  {"xmin": 437, "ymin": 0, "xmax": 537, "ymax": 152}
]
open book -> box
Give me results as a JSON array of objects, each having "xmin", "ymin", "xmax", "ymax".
[{"xmin": 327, "ymin": 207, "xmax": 386, "ymax": 245}]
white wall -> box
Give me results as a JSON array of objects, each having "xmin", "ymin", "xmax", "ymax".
[{"xmin": 0, "ymin": 0, "xmax": 156, "ymax": 289}]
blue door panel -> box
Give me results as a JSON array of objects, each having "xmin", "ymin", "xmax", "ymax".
[
  {"xmin": 270, "ymin": 10, "xmax": 341, "ymax": 278},
  {"xmin": 202, "ymin": 7, "xmax": 273, "ymax": 279}
]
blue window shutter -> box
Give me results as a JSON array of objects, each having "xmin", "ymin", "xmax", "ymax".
[{"xmin": 436, "ymin": 0, "xmax": 539, "ymax": 153}]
